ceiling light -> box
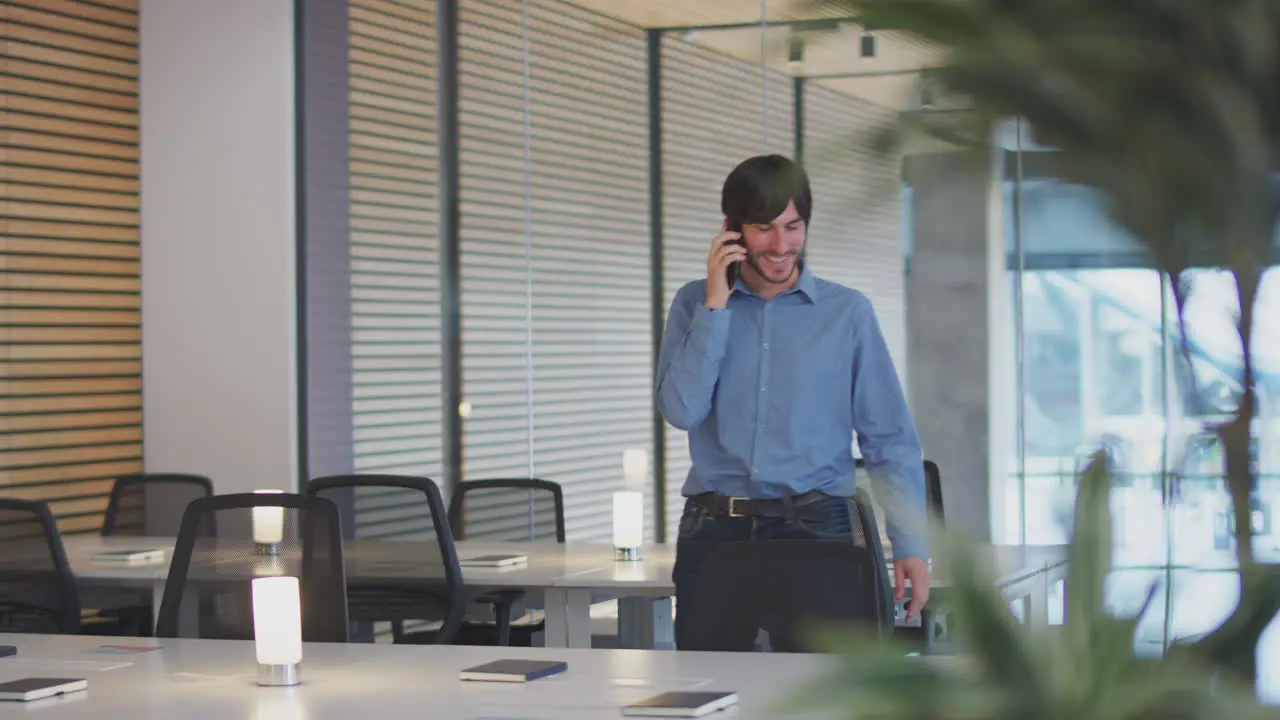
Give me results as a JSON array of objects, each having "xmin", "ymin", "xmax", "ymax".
[{"xmin": 787, "ymin": 36, "xmax": 804, "ymax": 68}]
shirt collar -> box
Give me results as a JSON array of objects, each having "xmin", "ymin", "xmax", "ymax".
[{"xmin": 790, "ymin": 261, "xmax": 819, "ymax": 303}]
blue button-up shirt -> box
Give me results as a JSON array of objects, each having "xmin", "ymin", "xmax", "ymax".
[{"xmin": 656, "ymin": 265, "xmax": 929, "ymax": 560}]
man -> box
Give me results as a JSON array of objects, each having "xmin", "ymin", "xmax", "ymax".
[{"xmin": 655, "ymin": 154, "xmax": 930, "ymax": 650}]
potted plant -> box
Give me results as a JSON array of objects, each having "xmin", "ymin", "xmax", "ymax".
[
  {"xmin": 783, "ymin": 0, "xmax": 1280, "ymax": 714},
  {"xmin": 784, "ymin": 455, "xmax": 1276, "ymax": 717}
]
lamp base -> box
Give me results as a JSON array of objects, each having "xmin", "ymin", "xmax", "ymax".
[
  {"xmin": 255, "ymin": 542, "xmax": 281, "ymax": 556},
  {"xmin": 614, "ymin": 546, "xmax": 641, "ymax": 562},
  {"xmin": 257, "ymin": 662, "xmax": 300, "ymax": 686}
]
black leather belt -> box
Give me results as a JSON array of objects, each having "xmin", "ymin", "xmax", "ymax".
[{"xmin": 688, "ymin": 493, "xmax": 831, "ymax": 522}]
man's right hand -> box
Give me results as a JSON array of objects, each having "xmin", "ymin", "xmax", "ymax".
[{"xmin": 705, "ymin": 227, "xmax": 746, "ymax": 309}]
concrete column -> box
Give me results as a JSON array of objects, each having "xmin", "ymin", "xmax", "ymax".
[
  {"xmin": 904, "ymin": 150, "xmax": 1011, "ymax": 543},
  {"xmin": 139, "ymin": 0, "xmax": 298, "ymax": 495}
]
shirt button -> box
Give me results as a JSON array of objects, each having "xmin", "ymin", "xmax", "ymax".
[
  {"xmin": 760, "ymin": 386, "xmax": 767, "ymax": 392},
  {"xmin": 763, "ymin": 343, "xmax": 770, "ymax": 350}
]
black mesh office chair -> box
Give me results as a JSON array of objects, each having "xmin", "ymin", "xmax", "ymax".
[
  {"xmin": 856, "ymin": 458, "xmax": 946, "ymax": 649},
  {"xmin": 308, "ymin": 474, "xmax": 465, "ymax": 645},
  {"xmin": 449, "ymin": 479, "xmax": 565, "ymax": 543},
  {"xmin": 154, "ymin": 493, "xmax": 348, "ymax": 642},
  {"xmin": 101, "ymin": 473, "xmax": 213, "ymax": 537},
  {"xmin": 681, "ymin": 489, "xmax": 894, "ymax": 652},
  {"xmin": 854, "ymin": 459, "xmax": 944, "ymax": 519},
  {"xmin": 0, "ymin": 499, "xmax": 83, "ymax": 634},
  {"xmin": 852, "ymin": 487, "xmax": 897, "ymax": 626},
  {"xmin": 448, "ymin": 478, "xmax": 565, "ymax": 646},
  {"xmin": 97, "ymin": 473, "xmax": 214, "ymax": 635},
  {"xmin": 924, "ymin": 461, "xmax": 944, "ymax": 520},
  {"xmin": 914, "ymin": 460, "xmax": 946, "ymax": 648}
]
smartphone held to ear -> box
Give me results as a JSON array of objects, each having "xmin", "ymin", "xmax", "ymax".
[{"xmin": 724, "ymin": 221, "xmax": 744, "ymax": 289}]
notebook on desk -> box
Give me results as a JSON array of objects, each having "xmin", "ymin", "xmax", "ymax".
[
  {"xmin": 458, "ymin": 659, "xmax": 567, "ymax": 682},
  {"xmin": 92, "ymin": 549, "xmax": 165, "ymax": 565},
  {"xmin": 622, "ymin": 691, "xmax": 739, "ymax": 717},
  {"xmin": 0, "ymin": 678, "xmax": 87, "ymax": 702},
  {"xmin": 459, "ymin": 553, "xmax": 528, "ymax": 569}
]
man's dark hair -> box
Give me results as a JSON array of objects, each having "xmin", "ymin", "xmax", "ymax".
[{"xmin": 720, "ymin": 154, "xmax": 812, "ymax": 227}]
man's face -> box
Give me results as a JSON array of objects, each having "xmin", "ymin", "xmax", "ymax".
[{"xmin": 740, "ymin": 200, "xmax": 806, "ymax": 286}]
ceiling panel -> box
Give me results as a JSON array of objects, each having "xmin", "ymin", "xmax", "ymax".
[
  {"xmin": 812, "ymin": 74, "xmax": 920, "ymax": 110},
  {"xmin": 560, "ymin": 0, "xmax": 852, "ymax": 28},
  {"xmin": 559, "ymin": 0, "xmax": 936, "ymax": 108}
]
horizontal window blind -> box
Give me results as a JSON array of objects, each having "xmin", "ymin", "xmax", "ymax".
[
  {"xmin": 0, "ymin": 0, "xmax": 141, "ymax": 534},
  {"xmin": 458, "ymin": 0, "xmax": 533, "ymax": 491},
  {"xmin": 660, "ymin": 36, "xmax": 794, "ymax": 540},
  {"xmin": 526, "ymin": 0, "xmax": 650, "ymax": 543},
  {"xmin": 803, "ymin": 84, "xmax": 906, "ymax": 374},
  {"xmin": 460, "ymin": 0, "xmax": 653, "ymax": 543},
  {"xmin": 346, "ymin": 0, "xmax": 443, "ymax": 536}
]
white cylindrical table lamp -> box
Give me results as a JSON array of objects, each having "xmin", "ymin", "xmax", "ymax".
[
  {"xmin": 613, "ymin": 491, "xmax": 644, "ymax": 561},
  {"xmin": 252, "ymin": 489, "xmax": 285, "ymax": 556},
  {"xmin": 252, "ymin": 576, "xmax": 302, "ymax": 686},
  {"xmin": 615, "ymin": 449, "xmax": 648, "ymax": 561}
]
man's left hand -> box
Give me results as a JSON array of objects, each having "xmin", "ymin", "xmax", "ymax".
[{"xmin": 894, "ymin": 556, "xmax": 931, "ymax": 620}]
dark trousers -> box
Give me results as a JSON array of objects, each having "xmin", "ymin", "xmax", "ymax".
[{"xmin": 671, "ymin": 493, "xmax": 855, "ymax": 650}]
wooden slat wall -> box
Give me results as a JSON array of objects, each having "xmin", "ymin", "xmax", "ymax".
[
  {"xmin": 660, "ymin": 36, "xmax": 795, "ymax": 541},
  {"xmin": 0, "ymin": 0, "xmax": 141, "ymax": 534},
  {"xmin": 346, "ymin": 0, "xmax": 444, "ymax": 535},
  {"xmin": 459, "ymin": 0, "xmax": 653, "ymax": 543}
]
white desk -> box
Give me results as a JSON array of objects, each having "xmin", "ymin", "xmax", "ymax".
[
  {"xmin": 61, "ymin": 537, "xmax": 1067, "ymax": 650},
  {"xmin": 541, "ymin": 544, "xmax": 1070, "ymax": 649},
  {"xmin": 0, "ymin": 633, "xmax": 828, "ymax": 719}
]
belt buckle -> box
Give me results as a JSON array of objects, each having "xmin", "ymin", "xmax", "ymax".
[{"xmin": 726, "ymin": 497, "xmax": 747, "ymax": 518}]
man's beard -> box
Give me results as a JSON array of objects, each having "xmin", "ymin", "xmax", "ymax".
[{"xmin": 745, "ymin": 251, "xmax": 800, "ymax": 285}]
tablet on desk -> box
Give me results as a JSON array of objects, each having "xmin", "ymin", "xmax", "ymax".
[
  {"xmin": 622, "ymin": 691, "xmax": 739, "ymax": 717},
  {"xmin": 459, "ymin": 659, "xmax": 567, "ymax": 682},
  {"xmin": 0, "ymin": 678, "xmax": 87, "ymax": 702}
]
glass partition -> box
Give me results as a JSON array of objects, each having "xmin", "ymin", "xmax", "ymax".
[{"xmin": 1004, "ymin": 118, "xmax": 1280, "ymax": 650}]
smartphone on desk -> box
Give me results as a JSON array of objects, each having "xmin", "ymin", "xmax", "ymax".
[{"xmin": 724, "ymin": 219, "xmax": 745, "ymax": 290}]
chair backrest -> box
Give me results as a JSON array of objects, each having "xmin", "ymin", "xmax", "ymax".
[
  {"xmin": 102, "ymin": 473, "xmax": 214, "ymax": 536},
  {"xmin": 854, "ymin": 458, "xmax": 946, "ymax": 529},
  {"xmin": 448, "ymin": 478, "xmax": 565, "ymax": 542},
  {"xmin": 851, "ymin": 488, "xmax": 896, "ymax": 629},
  {"xmin": 0, "ymin": 499, "xmax": 80, "ymax": 634},
  {"xmin": 681, "ymin": 533, "xmax": 893, "ymax": 653},
  {"xmin": 155, "ymin": 493, "xmax": 348, "ymax": 642},
  {"xmin": 923, "ymin": 460, "xmax": 944, "ymax": 521},
  {"xmin": 307, "ymin": 474, "xmax": 465, "ymax": 644}
]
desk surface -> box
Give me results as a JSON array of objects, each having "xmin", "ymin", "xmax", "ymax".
[
  {"xmin": 63, "ymin": 536, "xmax": 1067, "ymax": 593},
  {"xmin": 0, "ymin": 633, "xmax": 829, "ymax": 719}
]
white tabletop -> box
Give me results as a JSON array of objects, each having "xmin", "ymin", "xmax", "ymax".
[
  {"xmin": 0, "ymin": 633, "xmax": 830, "ymax": 719},
  {"xmin": 63, "ymin": 536, "xmax": 591, "ymax": 589},
  {"xmin": 60, "ymin": 536, "xmax": 1068, "ymax": 649},
  {"xmin": 63, "ymin": 536, "xmax": 1067, "ymax": 593},
  {"xmin": 544, "ymin": 543, "xmax": 1068, "ymax": 593}
]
